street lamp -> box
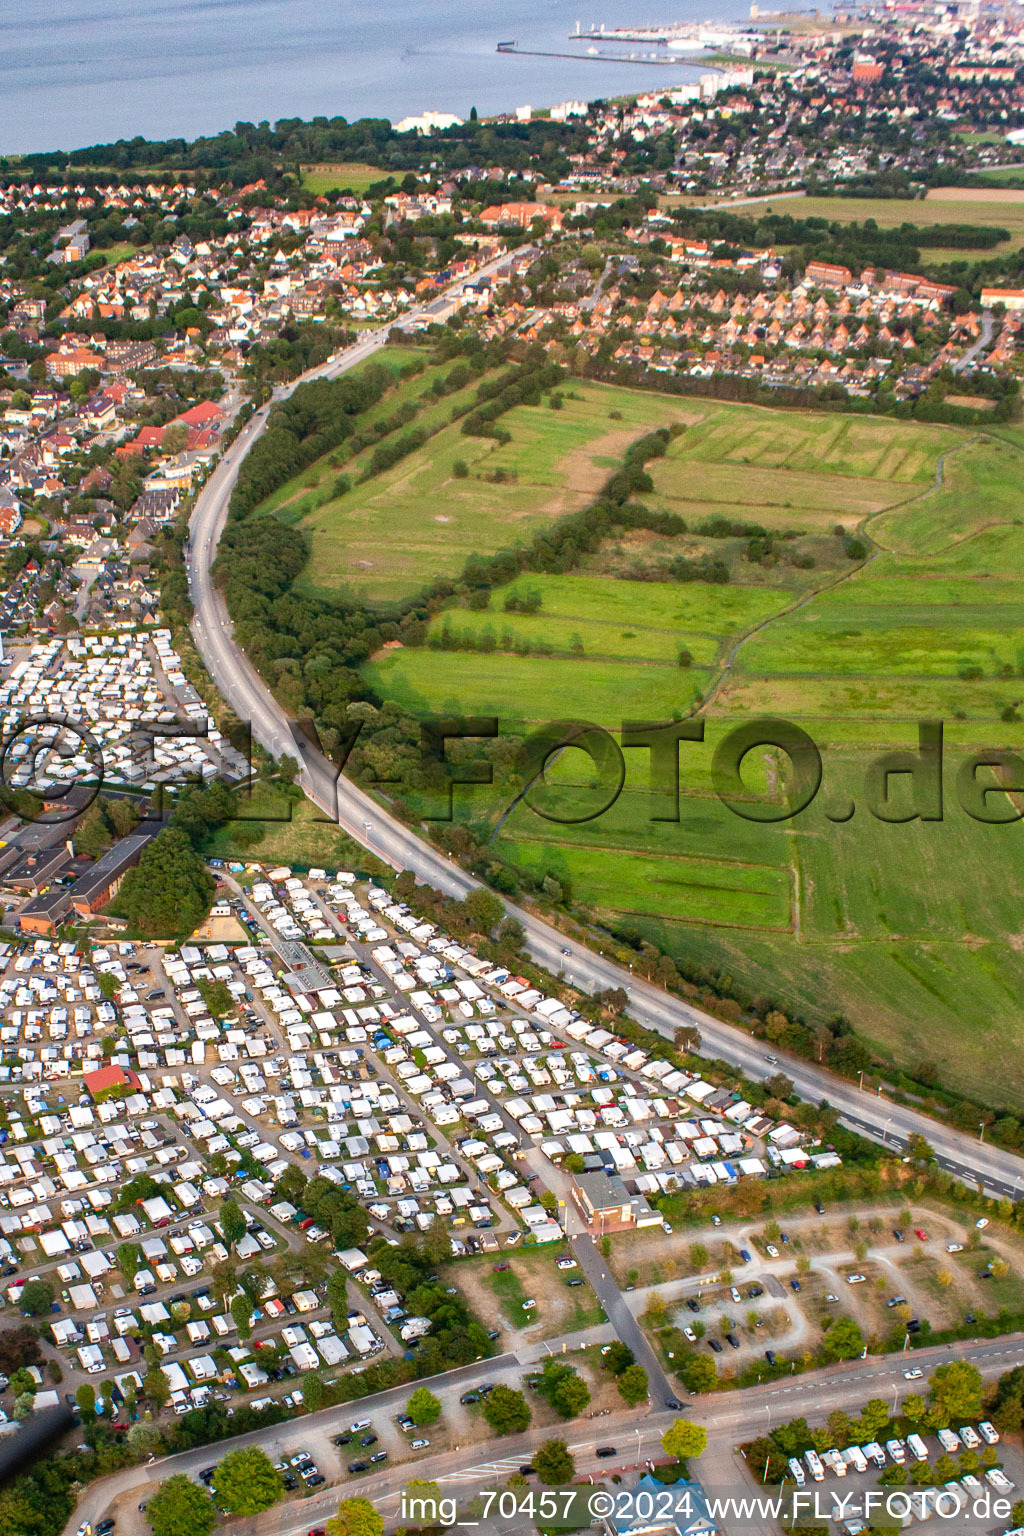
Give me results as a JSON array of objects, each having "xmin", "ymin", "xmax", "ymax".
[{"xmin": 635, "ymin": 1428, "xmax": 643, "ymax": 1466}]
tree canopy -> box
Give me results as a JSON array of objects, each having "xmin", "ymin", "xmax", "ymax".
[
  {"xmin": 617, "ymin": 1364, "xmax": 649, "ymax": 1406},
  {"xmin": 482, "ymin": 1385, "xmax": 530, "ymax": 1436},
  {"xmin": 407, "ymin": 1386, "xmax": 442, "ymax": 1426},
  {"xmin": 146, "ymin": 1475, "xmax": 217, "ymax": 1536},
  {"xmin": 326, "ymin": 1498, "xmax": 383, "ymax": 1536},
  {"xmin": 210, "ymin": 1447, "xmax": 284, "ymax": 1516},
  {"xmin": 929, "ymin": 1361, "xmax": 984, "ymax": 1424},
  {"xmin": 111, "ymin": 827, "xmax": 214, "ymax": 938},
  {"xmin": 662, "ymin": 1420, "xmax": 708, "ymax": 1461},
  {"xmin": 533, "ymin": 1438, "xmax": 575, "ymax": 1485}
]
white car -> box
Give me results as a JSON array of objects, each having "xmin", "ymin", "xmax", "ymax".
[
  {"xmin": 766, "ymin": 1244, "xmax": 779, "ymax": 1258},
  {"xmin": 945, "ymin": 1243, "xmax": 963, "ymax": 1253},
  {"xmin": 522, "ymin": 1298, "xmax": 536, "ymax": 1311},
  {"xmin": 556, "ymin": 1258, "xmax": 577, "ymax": 1271},
  {"xmin": 683, "ymin": 1326, "xmax": 697, "ymax": 1343},
  {"xmin": 730, "ymin": 1287, "xmax": 741, "ymax": 1303},
  {"xmin": 846, "ymin": 1273, "xmax": 867, "ymax": 1284},
  {"xmin": 410, "ymin": 1438, "xmax": 430, "ymax": 1451},
  {"xmin": 975, "ymin": 1217, "xmax": 989, "ymax": 1229},
  {"xmin": 663, "ymin": 1223, "xmax": 674, "ymax": 1235},
  {"xmin": 903, "ymin": 1368, "xmax": 923, "ymax": 1380}
]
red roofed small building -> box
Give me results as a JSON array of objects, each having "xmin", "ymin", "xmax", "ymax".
[
  {"xmin": 174, "ymin": 400, "xmax": 223, "ymax": 429},
  {"xmin": 83, "ymin": 1064, "xmax": 141, "ymax": 1100}
]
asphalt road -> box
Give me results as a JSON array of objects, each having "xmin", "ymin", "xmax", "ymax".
[
  {"xmin": 952, "ymin": 308, "xmax": 994, "ymax": 373},
  {"xmin": 570, "ymin": 1233, "xmax": 676, "ymax": 1407},
  {"xmin": 65, "ymin": 1323, "xmax": 1024, "ymax": 1536},
  {"xmin": 188, "ymin": 286, "xmax": 1024, "ymax": 1210}
]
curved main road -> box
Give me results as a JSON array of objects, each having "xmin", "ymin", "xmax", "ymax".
[{"xmin": 188, "ymin": 300, "xmax": 1024, "ymax": 1205}]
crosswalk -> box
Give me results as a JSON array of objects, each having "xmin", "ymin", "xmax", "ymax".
[{"xmin": 441, "ymin": 1453, "xmax": 534, "ymax": 1483}]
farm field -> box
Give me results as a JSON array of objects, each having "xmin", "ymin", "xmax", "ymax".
[
  {"xmin": 288, "ymin": 379, "xmax": 701, "ymax": 603},
  {"xmin": 364, "ymin": 646, "xmax": 713, "ymax": 724},
  {"xmin": 424, "ymin": 573, "xmax": 791, "ymax": 667},
  {"xmin": 747, "ymin": 190, "xmax": 1024, "ymax": 261},
  {"xmin": 338, "ymin": 380, "xmax": 1024, "ymax": 1103}
]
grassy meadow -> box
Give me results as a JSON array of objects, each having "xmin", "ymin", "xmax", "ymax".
[
  {"xmin": 289, "ymin": 377, "xmax": 700, "ymax": 603},
  {"xmin": 743, "ymin": 189, "xmax": 1024, "ymax": 263},
  {"xmin": 300, "ymin": 162, "xmax": 386, "ymax": 195},
  {"xmin": 256, "ymin": 361, "xmax": 1024, "ymax": 1103}
]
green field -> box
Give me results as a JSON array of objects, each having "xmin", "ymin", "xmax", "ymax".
[
  {"xmin": 300, "ymin": 162, "xmax": 386, "ymax": 195},
  {"xmin": 747, "ymin": 190, "xmax": 1024, "ymax": 262},
  {"xmin": 288, "ymin": 379, "xmax": 700, "ymax": 603},
  {"xmin": 259, "ymin": 371, "xmax": 1024, "ymax": 1105}
]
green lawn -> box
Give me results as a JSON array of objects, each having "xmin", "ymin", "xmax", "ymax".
[{"xmin": 300, "ymin": 162, "xmax": 386, "ymax": 195}]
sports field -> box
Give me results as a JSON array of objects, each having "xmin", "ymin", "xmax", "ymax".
[
  {"xmin": 322, "ymin": 382, "xmax": 1024, "ymax": 1103},
  {"xmin": 300, "ymin": 162, "xmax": 385, "ymax": 194}
]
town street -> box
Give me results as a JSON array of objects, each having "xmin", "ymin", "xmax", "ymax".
[{"xmin": 65, "ymin": 1326, "xmax": 1024, "ymax": 1536}]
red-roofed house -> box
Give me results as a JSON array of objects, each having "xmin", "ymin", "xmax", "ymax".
[
  {"xmin": 174, "ymin": 400, "xmax": 223, "ymax": 429},
  {"xmin": 83, "ymin": 1064, "xmax": 142, "ymax": 1100}
]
